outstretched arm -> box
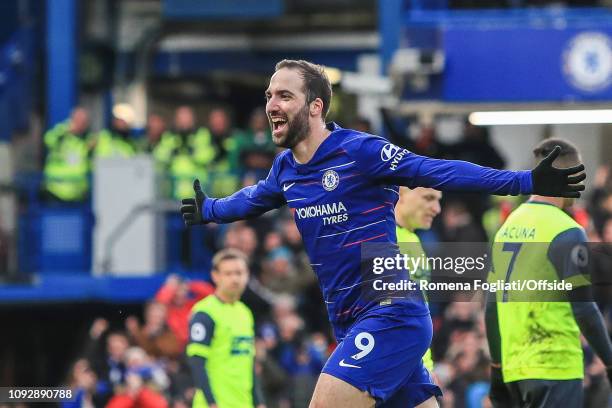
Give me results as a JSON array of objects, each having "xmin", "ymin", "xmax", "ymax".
[
  {"xmin": 351, "ymin": 137, "xmax": 585, "ymax": 197},
  {"xmin": 181, "ymin": 164, "xmax": 285, "ymax": 225}
]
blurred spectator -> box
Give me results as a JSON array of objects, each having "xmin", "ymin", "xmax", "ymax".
[
  {"xmin": 237, "ymin": 108, "xmax": 276, "ymax": 178},
  {"xmin": 432, "ymin": 301, "xmax": 480, "ymax": 361},
  {"xmin": 350, "ymin": 117, "xmax": 372, "ymax": 133},
  {"xmin": 413, "ymin": 124, "xmax": 450, "ymax": 159},
  {"xmin": 587, "ymin": 166, "xmax": 612, "ymax": 307},
  {"xmin": 223, "ymin": 222, "xmax": 258, "ymax": 260},
  {"xmin": 125, "ymin": 301, "xmax": 182, "ymax": 359},
  {"xmin": 154, "ymin": 106, "xmax": 213, "ymax": 200},
  {"xmin": 255, "ymin": 337, "xmax": 289, "ymax": 408},
  {"xmin": 591, "ymin": 215, "xmax": 612, "ymax": 307},
  {"xmin": 268, "ymin": 298, "xmax": 326, "ymax": 407},
  {"xmin": 207, "ymin": 107, "xmax": 242, "ymax": 196},
  {"xmin": 261, "ymin": 247, "xmax": 299, "ymax": 294},
  {"xmin": 106, "ymin": 370, "xmax": 168, "ymax": 408},
  {"xmin": 92, "ymin": 104, "xmax": 137, "ymax": 159},
  {"xmin": 82, "ymin": 319, "xmax": 129, "ymax": 405},
  {"xmin": 223, "ymin": 222, "xmax": 261, "ymax": 275},
  {"xmin": 42, "ymin": 107, "xmax": 91, "ymax": 202},
  {"xmin": 276, "ymin": 217, "xmax": 327, "ymax": 333},
  {"xmin": 431, "ymin": 303, "xmax": 492, "ymax": 408},
  {"xmin": 61, "ymin": 359, "xmax": 97, "ymax": 408},
  {"xmin": 124, "ymin": 346, "xmax": 170, "ymax": 392},
  {"xmin": 280, "ymin": 217, "xmax": 310, "ymax": 271},
  {"xmin": 154, "ymin": 275, "xmax": 214, "ymax": 349},
  {"xmin": 450, "ymin": 122, "xmax": 505, "ymax": 170},
  {"xmin": 440, "ymin": 201, "xmax": 488, "ymax": 242},
  {"xmin": 142, "ymin": 114, "xmax": 166, "ymax": 154},
  {"xmin": 588, "ymin": 165, "xmax": 612, "ymax": 234}
]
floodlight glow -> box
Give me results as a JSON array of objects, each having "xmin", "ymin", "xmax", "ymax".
[{"xmin": 468, "ymin": 110, "xmax": 612, "ymax": 125}]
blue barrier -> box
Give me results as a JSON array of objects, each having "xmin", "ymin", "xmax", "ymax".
[
  {"xmin": 18, "ymin": 204, "xmax": 94, "ymax": 274},
  {"xmin": 165, "ymin": 212, "xmax": 213, "ymax": 278},
  {"xmin": 0, "ymin": 272, "xmax": 211, "ymax": 303}
]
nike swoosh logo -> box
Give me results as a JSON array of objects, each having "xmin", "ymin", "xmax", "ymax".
[
  {"xmin": 339, "ymin": 359, "xmax": 361, "ymax": 369},
  {"xmin": 283, "ymin": 183, "xmax": 295, "ymax": 192}
]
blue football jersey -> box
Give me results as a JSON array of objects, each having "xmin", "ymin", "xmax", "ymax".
[{"xmin": 204, "ymin": 123, "xmax": 532, "ymax": 339}]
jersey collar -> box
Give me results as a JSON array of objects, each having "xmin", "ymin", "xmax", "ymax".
[{"xmin": 290, "ymin": 122, "xmax": 345, "ymax": 174}]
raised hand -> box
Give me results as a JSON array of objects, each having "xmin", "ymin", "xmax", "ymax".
[
  {"xmin": 180, "ymin": 179, "xmax": 208, "ymax": 226},
  {"xmin": 531, "ymin": 146, "xmax": 586, "ymax": 198}
]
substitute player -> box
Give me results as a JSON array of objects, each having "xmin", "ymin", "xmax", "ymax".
[
  {"xmin": 395, "ymin": 186, "xmax": 442, "ymax": 373},
  {"xmin": 486, "ymin": 139, "xmax": 612, "ymax": 408},
  {"xmin": 186, "ymin": 249, "xmax": 265, "ymax": 408},
  {"xmin": 181, "ymin": 59, "xmax": 585, "ymax": 408}
]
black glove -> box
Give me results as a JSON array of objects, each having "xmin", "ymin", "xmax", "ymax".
[
  {"xmin": 531, "ymin": 145, "xmax": 586, "ymax": 198},
  {"xmin": 180, "ymin": 179, "xmax": 208, "ymax": 226},
  {"xmin": 489, "ymin": 365, "xmax": 512, "ymax": 408}
]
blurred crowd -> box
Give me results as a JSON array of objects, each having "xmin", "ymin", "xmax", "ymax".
[
  {"xmin": 38, "ymin": 104, "xmax": 612, "ymax": 407},
  {"xmin": 42, "ymin": 104, "xmax": 277, "ymax": 203}
]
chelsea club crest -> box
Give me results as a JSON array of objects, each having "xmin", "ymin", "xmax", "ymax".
[
  {"xmin": 563, "ymin": 32, "xmax": 612, "ymax": 92},
  {"xmin": 322, "ymin": 170, "xmax": 340, "ymax": 191}
]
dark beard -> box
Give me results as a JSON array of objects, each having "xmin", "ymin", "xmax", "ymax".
[{"xmin": 275, "ymin": 103, "xmax": 310, "ymax": 149}]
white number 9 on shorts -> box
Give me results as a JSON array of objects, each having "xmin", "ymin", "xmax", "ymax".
[{"xmin": 351, "ymin": 332, "xmax": 375, "ymax": 360}]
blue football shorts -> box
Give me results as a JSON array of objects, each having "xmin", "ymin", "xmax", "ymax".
[{"xmin": 322, "ymin": 303, "xmax": 442, "ymax": 407}]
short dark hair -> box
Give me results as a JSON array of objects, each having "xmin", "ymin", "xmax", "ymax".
[
  {"xmin": 275, "ymin": 59, "xmax": 332, "ymax": 119},
  {"xmin": 533, "ymin": 138, "xmax": 581, "ymax": 168},
  {"xmin": 212, "ymin": 248, "xmax": 248, "ymax": 272}
]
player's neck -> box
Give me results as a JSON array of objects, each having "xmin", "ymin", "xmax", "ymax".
[
  {"xmin": 292, "ymin": 121, "xmax": 331, "ymax": 164},
  {"xmin": 529, "ymin": 195, "xmax": 563, "ymax": 208},
  {"xmin": 215, "ymin": 291, "xmax": 239, "ymax": 304}
]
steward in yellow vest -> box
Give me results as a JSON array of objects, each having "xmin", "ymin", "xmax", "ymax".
[
  {"xmin": 43, "ymin": 107, "xmax": 92, "ymax": 201},
  {"xmin": 92, "ymin": 105, "xmax": 137, "ymax": 159},
  {"xmin": 154, "ymin": 106, "xmax": 215, "ymax": 200}
]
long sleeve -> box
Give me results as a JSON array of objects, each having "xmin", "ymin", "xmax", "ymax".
[
  {"xmin": 188, "ymin": 356, "xmax": 216, "ymax": 406},
  {"xmin": 349, "ymin": 136, "xmax": 532, "ymax": 195},
  {"xmin": 548, "ymin": 227, "xmax": 612, "ymax": 366},
  {"xmin": 186, "ymin": 312, "xmax": 217, "ymax": 405},
  {"xmin": 204, "ymin": 158, "xmax": 286, "ymax": 223},
  {"xmin": 252, "ymin": 360, "xmax": 265, "ymax": 406}
]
